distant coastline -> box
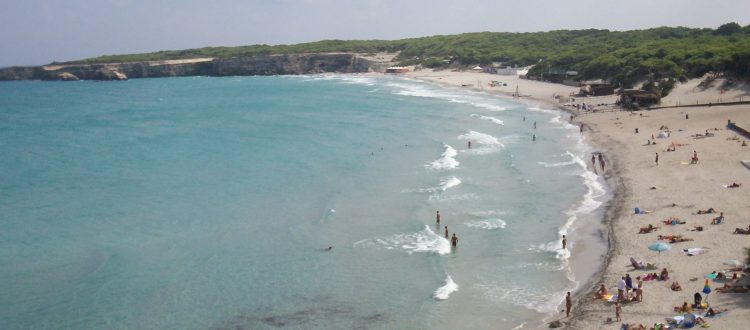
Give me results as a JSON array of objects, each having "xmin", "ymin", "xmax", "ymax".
[{"xmin": 0, "ymin": 53, "xmax": 394, "ymax": 81}]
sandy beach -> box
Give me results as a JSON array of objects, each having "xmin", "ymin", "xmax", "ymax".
[{"xmin": 406, "ymin": 69, "xmax": 750, "ymax": 329}]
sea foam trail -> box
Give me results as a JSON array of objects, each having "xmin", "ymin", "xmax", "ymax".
[
  {"xmin": 458, "ymin": 131, "xmax": 504, "ymax": 155},
  {"xmin": 538, "ymin": 151, "xmax": 578, "ymax": 168},
  {"xmin": 434, "ymin": 274, "xmax": 459, "ymax": 300},
  {"xmin": 458, "ymin": 131, "xmax": 502, "ymax": 146},
  {"xmin": 353, "ymin": 225, "xmax": 451, "ymax": 255},
  {"xmin": 426, "ymin": 144, "xmax": 459, "ymax": 170},
  {"xmin": 419, "ymin": 176, "xmax": 462, "ymax": 193},
  {"xmin": 470, "ymin": 114, "xmax": 504, "ymax": 125},
  {"xmin": 387, "ymin": 81, "xmax": 506, "ymax": 111},
  {"xmin": 558, "ymin": 153, "xmax": 606, "ymax": 237},
  {"xmin": 464, "ymin": 218, "xmax": 507, "ymax": 230}
]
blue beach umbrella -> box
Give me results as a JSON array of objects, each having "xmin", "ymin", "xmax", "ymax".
[
  {"xmin": 648, "ymin": 242, "xmax": 672, "ymax": 254},
  {"xmin": 703, "ymin": 279, "xmax": 712, "ymax": 303}
]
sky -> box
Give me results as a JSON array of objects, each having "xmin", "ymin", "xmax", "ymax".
[{"xmin": 1, "ymin": 0, "xmax": 749, "ymax": 67}]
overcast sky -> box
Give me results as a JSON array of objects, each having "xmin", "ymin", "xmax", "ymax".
[{"xmin": 1, "ymin": 0, "xmax": 749, "ymax": 67}]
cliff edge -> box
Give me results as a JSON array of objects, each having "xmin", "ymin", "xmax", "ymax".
[{"xmin": 0, "ymin": 53, "xmax": 394, "ymax": 81}]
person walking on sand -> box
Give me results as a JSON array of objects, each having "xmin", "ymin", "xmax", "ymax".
[
  {"xmin": 444, "ymin": 226, "xmax": 449, "ymax": 239},
  {"xmin": 562, "ymin": 235, "xmax": 567, "ymax": 250},
  {"xmin": 617, "ymin": 276, "xmax": 626, "ymax": 302},
  {"xmin": 565, "ymin": 292, "xmax": 572, "ymax": 317},
  {"xmin": 655, "ymin": 152, "xmax": 659, "ymax": 166},
  {"xmin": 436, "ymin": 210, "xmax": 441, "ymax": 224},
  {"xmin": 636, "ymin": 276, "xmax": 643, "ymax": 302},
  {"xmin": 615, "ymin": 302, "xmax": 621, "ymax": 322},
  {"xmin": 451, "ymin": 233, "xmax": 458, "ymax": 247}
]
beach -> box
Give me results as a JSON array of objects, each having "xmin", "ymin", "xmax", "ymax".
[{"xmin": 406, "ymin": 69, "xmax": 750, "ymax": 329}]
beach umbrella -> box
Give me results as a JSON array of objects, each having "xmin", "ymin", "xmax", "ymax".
[
  {"xmin": 648, "ymin": 242, "xmax": 672, "ymax": 254},
  {"xmin": 703, "ymin": 279, "xmax": 711, "ymax": 303}
]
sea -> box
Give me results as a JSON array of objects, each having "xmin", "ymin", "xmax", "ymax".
[{"xmin": 0, "ymin": 75, "xmax": 609, "ymax": 329}]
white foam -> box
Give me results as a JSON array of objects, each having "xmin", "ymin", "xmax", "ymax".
[
  {"xmin": 426, "ymin": 144, "xmax": 460, "ymax": 170},
  {"xmin": 538, "ymin": 151, "xmax": 577, "ymax": 168},
  {"xmin": 558, "ymin": 164, "xmax": 605, "ymax": 237},
  {"xmin": 458, "ymin": 131, "xmax": 504, "ymax": 155},
  {"xmin": 458, "ymin": 131, "xmax": 502, "ymax": 146},
  {"xmin": 354, "ymin": 225, "xmax": 451, "ymax": 255},
  {"xmin": 470, "ymin": 114, "xmax": 505, "ymax": 125},
  {"xmin": 477, "ymin": 282, "xmax": 571, "ymax": 314},
  {"xmin": 439, "ymin": 176, "xmax": 461, "ymax": 191},
  {"xmin": 511, "ymin": 322, "xmax": 528, "ymax": 330},
  {"xmin": 428, "ymin": 193, "xmax": 479, "ymax": 202},
  {"xmin": 434, "ymin": 274, "xmax": 459, "ymax": 300},
  {"xmin": 387, "ymin": 81, "xmax": 506, "ymax": 111},
  {"xmin": 420, "ymin": 176, "xmax": 462, "ymax": 193},
  {"xmin": 467, "ymin": 210, "xmax": 506, "ymax": 217},
  {"xmin": 464, "ymin": 218, "xmax": 507, "ymax": 230}
]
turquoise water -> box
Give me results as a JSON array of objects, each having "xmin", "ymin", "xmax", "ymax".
[{"xmin": 0, "ymin": 75, "xmax": 606, "ymax": 329}]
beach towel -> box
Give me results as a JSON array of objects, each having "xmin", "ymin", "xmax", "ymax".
[
  {"xmin": 602, "ymin": 294, "xmax": 614, "ymax": 301},
  {"xmin": 607, "ymin": 294, "xmax": 619, "ymax": 302},
  {"xmin": 704, "ymin": 273, "xmax": 717, "ymax": 280},
  {"xmin": 684, "ymin": 248, "xmax": 707, "ymax": 256}
]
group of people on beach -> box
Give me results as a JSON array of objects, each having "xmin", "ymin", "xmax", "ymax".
[
  {"xmin": 436, "ymin": 210, "xmax": 458, "ymax": 247},
  {"xmin": 591, "ymin": 153, "xmax": 606, "ymax": 173}
]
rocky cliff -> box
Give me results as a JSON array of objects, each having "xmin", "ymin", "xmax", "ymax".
[{"xmin": 0, "ymin": 53, "xmax": 391, "ymax": 81}]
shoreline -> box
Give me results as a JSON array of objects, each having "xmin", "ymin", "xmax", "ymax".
[
  {"xmin": 402, "ymin": 70, "xmax": 615, "ymax": 328},
  {"xmin": 403, "ymin": 69, "xmax": 750, "ymax": 329}
]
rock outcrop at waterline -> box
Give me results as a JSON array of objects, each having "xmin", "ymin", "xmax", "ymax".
[{"xmin": 0, "ymin": 53, "xmax": 393, "ymax": 81}]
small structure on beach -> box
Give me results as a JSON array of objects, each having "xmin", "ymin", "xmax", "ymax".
[
  {"xmin": 385, "ymin": 66, "xmax": 410, "ymax": 74},
  {"xmin": 618, "ymin": 89, "xmax": 661, "ymax": 109},
  {"xmin": 586, "ymin": 83, "xmax": 615, "ymax": 96}
]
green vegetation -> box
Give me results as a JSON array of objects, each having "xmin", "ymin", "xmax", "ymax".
[{"xmin": 64, "ymin": 23, "xmax": 750, "ymax": 87}]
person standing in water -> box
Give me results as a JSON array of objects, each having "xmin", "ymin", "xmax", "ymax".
[
  {"xmin": 565, "ymin": 292, "xmax": 572, "ymax": 317},
  {"xmin": 562, "ymin": 235, "xmax": 567, "ymax": 249},
  {"xmin": 591, "ymin": 155, "xmax": 596, "ymax": 169},
  {"xmin": 598, "ymin": 153, "xmax": 605, "ymax": 171},
  {"xmin": 533, "ymin": 121, "xmax": 537, "ymax": 129},
  {"xmin": 436, "ymin": 210, "xmax": 441, "ymax": 224},
  {"xmin": 533, "ymin": 134, "xmax": 536, "ymax": 142},
  {"xmin": 444, "ymin": 226, "xmax": 449, "ymax": 238},
  {"xmin": 468, "ymin": 141, "xmax": 472, "ymax": 149},
  {"xmin": 451, "ymin": 233, "xmax": 458, "ymax": 247}
]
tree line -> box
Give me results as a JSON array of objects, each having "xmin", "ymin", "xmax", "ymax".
[{"xmin": 64, "ymin": 23, "xmax": 750, "ymax": 89}]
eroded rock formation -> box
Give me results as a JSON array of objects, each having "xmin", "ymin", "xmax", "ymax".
[{"xmin": 0, "ymin": 53, "xmax": 393, "ymax": 81}]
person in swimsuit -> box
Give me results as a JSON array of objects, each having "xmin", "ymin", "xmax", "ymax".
[
  {"xmin": 444, "ymin": 226, "xmax": 449, "ymax": 238},
  {"xmin": 436, "ymin": 210, "xmax": 441, "ymax": 224},
  {"xmin": 565, "ymin": 292, "xmax": 572, "ymax": 317},
  {"xmin": 562, "ymin": 235, "xmax": 567, "ymax": 249},
  {"xmin": 451, "ymin": 233, "xmax": 458, "ymax": 247}
]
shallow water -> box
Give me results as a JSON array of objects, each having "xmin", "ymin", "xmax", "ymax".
[{"xmin": 0, "ymin": 75, "xmax": 607, "ymax": 329}]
